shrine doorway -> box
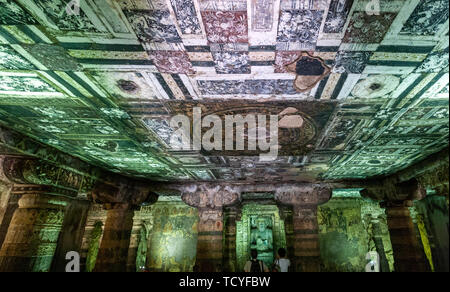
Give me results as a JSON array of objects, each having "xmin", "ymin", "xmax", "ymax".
[{"xmin": 236, "ymin": 203, "xmax": 287, "ymax": 270}]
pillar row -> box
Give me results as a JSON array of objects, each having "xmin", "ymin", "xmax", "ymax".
[{"xmin": 0, "ymin": 193, "xmax": 67, "ymax": 272}]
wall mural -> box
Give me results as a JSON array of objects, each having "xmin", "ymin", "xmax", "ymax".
[
  {"xmin": 318, "ymin": 190, "xmax": 394, "ymax": 272},
  {"xmin": 145, "ymin": 202, "xmax": 199, "ymax": 272}
]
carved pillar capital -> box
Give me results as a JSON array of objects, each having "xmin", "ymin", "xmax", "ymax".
[
  {"xmin": 18, "ymin": 193, "xmax": 68, "ymax": 210},
  {"xmin": 91, "ymin": 180, "xmax": 158, "ymax": 207},
  {"xmin": 361, "ymin": 178, "xmax": 426, "ymax": 202},
  {"xmin": 1, "ymin": 156, "xmax": 95, "ymax": 197},
  {"xmin": 275, "ymin": 184, "xmax": 332, "ymax": 207},
  {"xmin": 180, "ymin": 184, "xmax": 241, "ymax": 210}
]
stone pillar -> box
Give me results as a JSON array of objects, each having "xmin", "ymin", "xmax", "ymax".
[
  {"xmin": 51, "ymin": 199, "xmax": 90, "ymax": 272},
  {"xmin": 276, "ymin": 184, "xmax": 331, "ymax": 272},
  {"xmin": 0, "ymin": 191, "xmax": 19, "ymax": 249},
  {"xmin": 181, "ymin": 184, "xmax": 241, "ymax": 272},
  {"xmin": 383, "ymin": 201, "xmax": 429, "ymax": 272},
  {"xmin": 223, "ymin": 207, "xmax": 239, "ymax": 272},
  {"xmin": 0, "ymin": 193, "xmax": 67, "ymax": 272},
  {"xmin": 126, "ymin": 215, "xmax": 141, "ymax": 273},
  {"xmin": 90, "ymin": 179, "xmax": 157, "ymax": 272},
  {"xmin": 279, "ymin": 206, "xmax": 294, "ymax": 262},
  {"xmin": 196, "ymin": 208, "xmax": 224, "ymax": 272},
  {"xmin": 93, "ymin": 203, "xmax": 135, "ymax": 272},
  {"xmin": 412, "ymin": 195, "xmax": 449, "ymax": 272},
  {"xmin": 292, "ymin": 204, "xmax": 320, "ymax": 272}
]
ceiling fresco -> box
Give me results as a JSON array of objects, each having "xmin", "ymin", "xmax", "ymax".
[{"xmin": 0, "ymin": 0, "xmax": 448, "ymax": 182}]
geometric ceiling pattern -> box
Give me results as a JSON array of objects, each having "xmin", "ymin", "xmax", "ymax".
[{"xmin": 0, "ymin": 0, "xmax": 448, "ymax": 183}]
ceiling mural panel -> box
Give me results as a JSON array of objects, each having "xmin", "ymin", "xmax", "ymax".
[{"xmin": 0, "ymin": 0, "xmax": 447, "ymax": 183}]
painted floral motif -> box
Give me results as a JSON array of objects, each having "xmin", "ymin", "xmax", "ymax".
[
  {"xmin": 170, "ymin": 0, "xmax": 202, "ymax": 35},
  {"xmin": 201, "ymin": 11, "xmax": 248, "ymax": 43},
  {"xmin": 143, "ymin": 118, "xmax": 186, "ymax": 148},
  {"xmin": 401, "ymin": 0, "xmax": 449, "ymax": 36},
  {"xmin": 213, "ymin": 51, "xmax": 250, "ymax": 74},
  {"xmin": 351, "ymin": 75, "xmax": 401, "ymax": 99},
  {"xmin": 274, "ymin": 51, "xmax": 301, "ymax": 73},
  {"xmin": 416, "ymin": 49, "xmax": 450, "ymax": 73},
  {"xmin": 252, "ymin": 0, "xmax": 275, "ymax": 31},
  {"xmin": 333, "ymin": 51, "xmax": 372, "ymax": 74},
  {"xmin": 280, "ymin": 0, "xmax": 329, "ymax": 10},
  {"xmin": 0, "ymin": 0, "xmax": 37, "ymax": 24},
  {"xmin": 0, "ymin": 76, "xmax": 57, "ymax": 93},
  {"xmin": 343, "ymin": 12, "xmax": 397, "ymax": 43},
  {"xmin": 197, "ymin": 79, "xmax": 299, "ymax": 95},
  {"xmin": 22, "ymin": 44, "xmax": 80, "ymax": 71},
  {"xmin": 277, "ymin": 10, "xmax": 324, "ymax": 46},
  {"xmin": 149, "ymin": 51, "xmax": 195, "ymax": 74},
  {"xmin": 125, "ymin": 10, "xmax": 181, "ymax": 43},
  {"xmin": 323, "ymin": 0, "xmax": 353, "ymax": 34},
  {"xmin": 34, "ymin": 0, "xmax": 99, "ymax": 32},
  {"xmin": 33, "ymin": 107, "xmax": 67, "ymax": 119},
  {"xmin": 90, "ymin": 71, "xmax": 159, "ymax": 100},
  {"xmin": 0, "ymin": 45, "xmax": 35, "ymax": 70},
  {"xmin": 199, "ymin": 0, "xmax": 247, "ymax": 11},
  {"xmin": 118, "ymin": 0, "xmax": 168, "ymax": 10}
]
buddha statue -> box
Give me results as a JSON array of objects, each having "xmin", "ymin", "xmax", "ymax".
[{"xmin": 250, "ymin": 217, "xmax": 273, "ymax": 266}]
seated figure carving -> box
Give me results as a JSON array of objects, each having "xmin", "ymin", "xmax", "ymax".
[{"xmin": 250, "ymin": 217, "xmax": 273, "ymax": 266}]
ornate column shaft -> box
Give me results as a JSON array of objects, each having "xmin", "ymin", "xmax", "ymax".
[
  {"xmin": 383, "ymin": 201, "xmax": 429, "ymax": 272},
  {"xmin": 196, "ymin": 208, "xmax": 224, "ymax": 272},
  {"xmin": 223, "ymin": 207, "xmax": 240, "ymax": 272},
  {"xmin": 0, "ymin": 193, "xmax": 67, "ymax": 272},
  {"xmin": 50, "ymin": 199, "xmax": 91, "ymax": 272},
  {"xmin": 93, "ymin": 203, "xmax": 134, "ymax": 272},
  {"xmin": 181, "ymin": 184, "xmax": 241, "ymax": 272},
  {"xmin": 276, "ymin": 184, "xmax": 331, "ymax": 272},
  {"xmin": 292, "ymin": 204, "xmax": 320, "ymax": 272},
  {"xmin": 0, "ymin": 190, "xmax": 19, "ymax": 249}
]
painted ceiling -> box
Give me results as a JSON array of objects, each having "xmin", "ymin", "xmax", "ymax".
[{"xmin": 0, "ymin": 0, "xmax": 448, "ymax": 183}]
